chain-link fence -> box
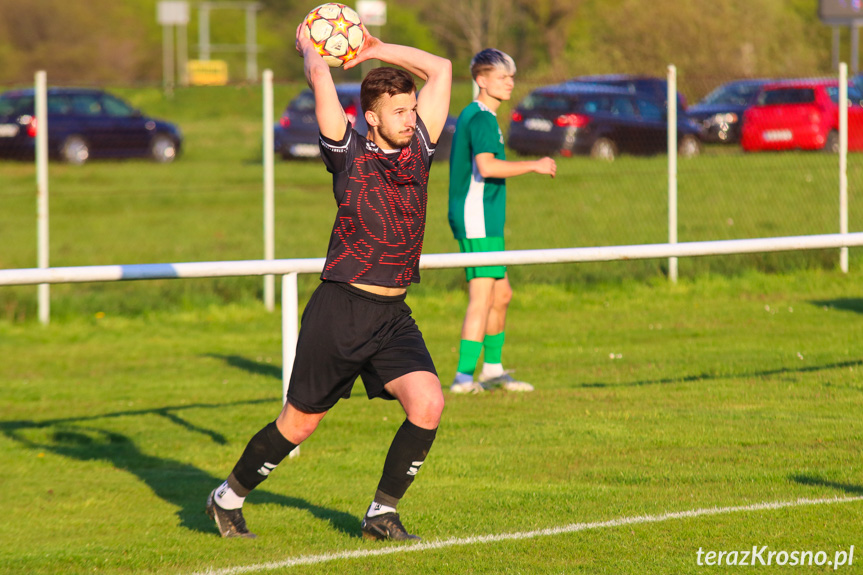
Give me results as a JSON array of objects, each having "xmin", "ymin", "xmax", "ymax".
[
  {"xmin": 1, "ymin": 71, "xmax": 860, "ymax": 320},
  {"xmin": 493, "ymin": 70, "xmax": 860, "ymax": 285}
]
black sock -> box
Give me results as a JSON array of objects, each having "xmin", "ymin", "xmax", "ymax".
[
  {"xmin": 230, "ymin": 421, "xmax": 297, "ymax": 492},
  {"xmin": 375, "ymin": 419, "xmax": 438, "ymax": 508}
]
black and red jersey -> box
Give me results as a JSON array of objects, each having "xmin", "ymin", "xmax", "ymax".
[{"xmin": 318, "ymin": 116, "xmax": 437, "ymax": 287}]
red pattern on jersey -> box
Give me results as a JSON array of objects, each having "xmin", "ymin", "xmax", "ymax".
[{"xmin": 322, "ymin": 139, "xmax": 430, "ymax": 287}]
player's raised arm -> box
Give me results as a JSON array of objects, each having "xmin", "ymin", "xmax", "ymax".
[
  {"xmin": 296, "ymin": 23, "xmax": 348, "ymax": 142},
  {"xmin": 346, "ymin": 30, "xmax": 452, "ymax": 143}
]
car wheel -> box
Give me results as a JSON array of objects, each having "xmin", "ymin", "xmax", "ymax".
[
  {"xmin": 61, "ymin": 136, "xmax": 89, "ymax": 165},
  {"xmin": 823, "ymin": 130, "xmax": 839, "ymax": 154},
  {"xmin": 150, "ymin": 134, "xmax": 178, "ymax": 163},
  {"xmin": 590, "ymin": 137, "xmax": 617, "ymax": 161},
  {"xmin": 678, "ymin": 134, "xmax": 701, "ymax": 158}
]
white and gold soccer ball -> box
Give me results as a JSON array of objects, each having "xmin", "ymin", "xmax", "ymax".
[{"xmin": 301, "ymin": 3, "xmax": 365, "ymax": 68}]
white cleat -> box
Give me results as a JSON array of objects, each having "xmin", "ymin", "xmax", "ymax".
[
  {"xmin": 449, "ymin": 380, "xmax": 485, "ymax": 394},
  {"xmin": 479, "ymin": 372, "xmax": 534, "ymax": 392}
]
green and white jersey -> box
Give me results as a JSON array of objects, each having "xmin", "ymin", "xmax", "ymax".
[{"xmin": 448, "ymin": 101, "xmax": 507, "ymax": 240}]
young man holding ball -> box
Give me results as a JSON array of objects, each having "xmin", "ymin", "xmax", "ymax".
[
  {"xmin": 448, "ymin": 49, "xmax": 556, "ymax": 394},
  {"xmin": 206, "ymin": 23, "xmax": 451, "ymax": 541}
]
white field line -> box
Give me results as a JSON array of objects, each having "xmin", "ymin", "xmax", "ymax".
[{"xmin": 190, "ymin": 495, "xmax": 863, "ymax": 575}]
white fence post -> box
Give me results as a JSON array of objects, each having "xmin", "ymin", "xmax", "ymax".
[
  {"xmin": 281, "ymin": 272, "xmax": 300, "ymax": 458},
  {"xmin": 667, "ymin": 64, "xmax": 678, "ymax": 283},
  {"xmin": 840, "ymin": 63, "xmax": 850, "ymax": 273},
  {"xmin": 263, "ymin": 69, "xmax": 276, "ymax": 310},
  {"xmin": 36, "ymin": 70, "xmax": 50, "ymax": 325}
]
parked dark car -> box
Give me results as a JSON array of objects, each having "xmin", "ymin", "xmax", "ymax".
[
  {"xmin": 507, "ymin": 83, "xmax": 701, "ymax": 161},
  {"xmin": 274, "ymin": 83, "xmax": 456, "ymax": 160},
  {"xmin": 686, "ymin": 79, "xmax": 771, "ymax": 143},
  {"xmin": 565, "ymin": 74, "xmax": 688, "ymax": 112},
  {"xmin": 0, "ymin": 87, "xmax": 182, "ymax": 164}
]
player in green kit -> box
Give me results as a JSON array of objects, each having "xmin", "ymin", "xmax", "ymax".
[{"xmin": 447, "ymin": 48, "xmax": 556, "ymax": 394}]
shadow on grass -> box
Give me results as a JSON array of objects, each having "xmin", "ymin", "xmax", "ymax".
[
  {"xmin": 0, "ymin": 400, "xmax": 361, "ymax": 538},
  {"xmin": 206, "ymin": 354, "xmax": 282, "ymax": 381},
  {"xmin": 790, "ymin": 474, "xmax": 863, "ymax": 496},
  {"xmin": 811, "ymin": 298, "xmax": 863, "ymax": 315},
  {"xmin": 579, "ymin": 359, "xmax": 863, "ymax": 388},
  {"xmin": 1, "ymin": 398, "xmax": 277, "ymax": 446}
]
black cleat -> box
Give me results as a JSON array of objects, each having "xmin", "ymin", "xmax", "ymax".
[
  {"xmin": 206, "ymin": 488, "xmax": 257, "ymax": 538},
  {"xmin": 361, "ymin": 512, "xmax": 421, "ymax": 541}
]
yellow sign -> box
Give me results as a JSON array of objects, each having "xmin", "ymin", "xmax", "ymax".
[{"xmin": 187, "ymin": 60, "xmax": 229, "ymax": 86}]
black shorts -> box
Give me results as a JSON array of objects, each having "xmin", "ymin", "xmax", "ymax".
[{"xmin": 286, "ymin": 281, "xmax": 438, "ymax": 413}]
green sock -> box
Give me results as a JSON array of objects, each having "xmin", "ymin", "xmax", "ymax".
[
  {"xmin": 483, "ymin": 332, "xmax": 505, "ymax": 365},
  {"xmin": 456, "ymin": 339, "xmax": 483, "ymax": 375}
]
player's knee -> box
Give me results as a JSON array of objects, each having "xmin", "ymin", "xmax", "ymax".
[
  {"xmin": 427, "ymin": 390, "xmax": 445, "ymax": 419},
  {"xmin": 494, "ymin": 284, "xmax": 512, "ymax": 309},
  {"xmin": 292, "ymin": 418, "xmax": 320, "ymax": 442},
  {"xmin": 413, "ymin": 388, "xmax": 445, "ymax": 428},
  {"xmin": 277, "ymin": 406, "xmax": 324, "ymax": 444}
]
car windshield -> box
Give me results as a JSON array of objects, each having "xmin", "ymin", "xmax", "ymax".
[
  {"xmin": 578, "ymin": 79, "xmax": 644, "ymax": 93},
  {"xmin": 289, "ymin": 90, "xmax": 358, "ymax": 113},
  {"xmin": 610, "ymin": 97, "xmax": 636, "ymax": 116},
  {"xmin": 338, "ymin": 93, "xmax": 359, "ymax": 108},
  {"xmin": 636, "ymin": 98, "xmax": 664, "ymax": 121},
  {"xmin": 758, "ymin": 88, "xmax": 816, "ymax": 106},
  {"xmin": 700, "ymin": 83, "xmax": 763, "ymax": 106},
  {"xmin": 101, "ymin": 94, "xmax": 136, "ymax": 117},
  {"xmin": 290, "ymin": 91, "xmax": 316, "ymax": 112},
  {"xmin": 69, "ymin": 94, "xmax": 105, "ymax": 116},
  {"xmin": 825, "ymin": 85, "xmax": 863, "ymax": 105},
  {"xmin": 0, "ymin": 94, "xmax": 33, "ymax": 116},
  {"xmin": 519, "ymin": 92, "xmax": 577, "ymax": 112}
]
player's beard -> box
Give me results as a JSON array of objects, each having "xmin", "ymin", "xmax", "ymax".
[{"xmin": 375, "ymin": 124, "xmax": 414, "ymax": 150}]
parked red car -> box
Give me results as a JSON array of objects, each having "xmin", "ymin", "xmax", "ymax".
[{"xmin": 741, "ymin": 79, "xmax": 863, "ymax": 153}]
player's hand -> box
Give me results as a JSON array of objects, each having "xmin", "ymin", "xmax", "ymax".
[
  {"xmin": 343, "ymin": 25, "xmax": 382, "ymax": 70},
  {"xmin": 295, "ymin": 22, "xmax": 312, "ymax": 55},
  {"xmin": 535, "ymin": 157, "xmax": 557, "ymax": 178}
]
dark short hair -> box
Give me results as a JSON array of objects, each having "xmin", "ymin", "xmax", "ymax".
[
  {"xmin": 361, "ymin": 67, "xmax": 416, "ymax": 115},
  {"xmin": 470, "ymin": 48, "xmax": 516, "ymax": 80}
]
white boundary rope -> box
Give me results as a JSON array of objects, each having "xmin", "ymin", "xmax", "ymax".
[{"xmin": 190, "ymin": 495, "xmax": 863, "ymax": 575}]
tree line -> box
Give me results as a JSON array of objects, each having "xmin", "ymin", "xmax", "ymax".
[{"xmin": 0, "ymin": 0, "xmax": 845, "ymax": 99}]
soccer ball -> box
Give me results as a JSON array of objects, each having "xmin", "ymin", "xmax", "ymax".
[{"xmin": 302, "ymin": 3, "xmax": 365, "ymax": 68}]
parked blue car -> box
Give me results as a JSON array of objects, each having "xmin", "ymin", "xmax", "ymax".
[
  {"xmin": 686, "ymin": 79, "xmax": 772, "ymax": 143},
  {"xmin": 566, "ymin": 74, "xmax": 688, "ymax": 113},
  {"xmin": 508, "ymin": 83, "xmax": 701, "ymax": 161},
  {"xmin": 0, "ymin": 87, "xmax": 182, "ymax": 164}
]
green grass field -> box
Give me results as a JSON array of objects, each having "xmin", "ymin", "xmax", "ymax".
[
  {"xmin": 2, "ymin": 274, "xmax": 862, "ymax": 574},
  {"xmin": 1, "ymin": 84, "xmax": 862, "ymax": 574}
]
